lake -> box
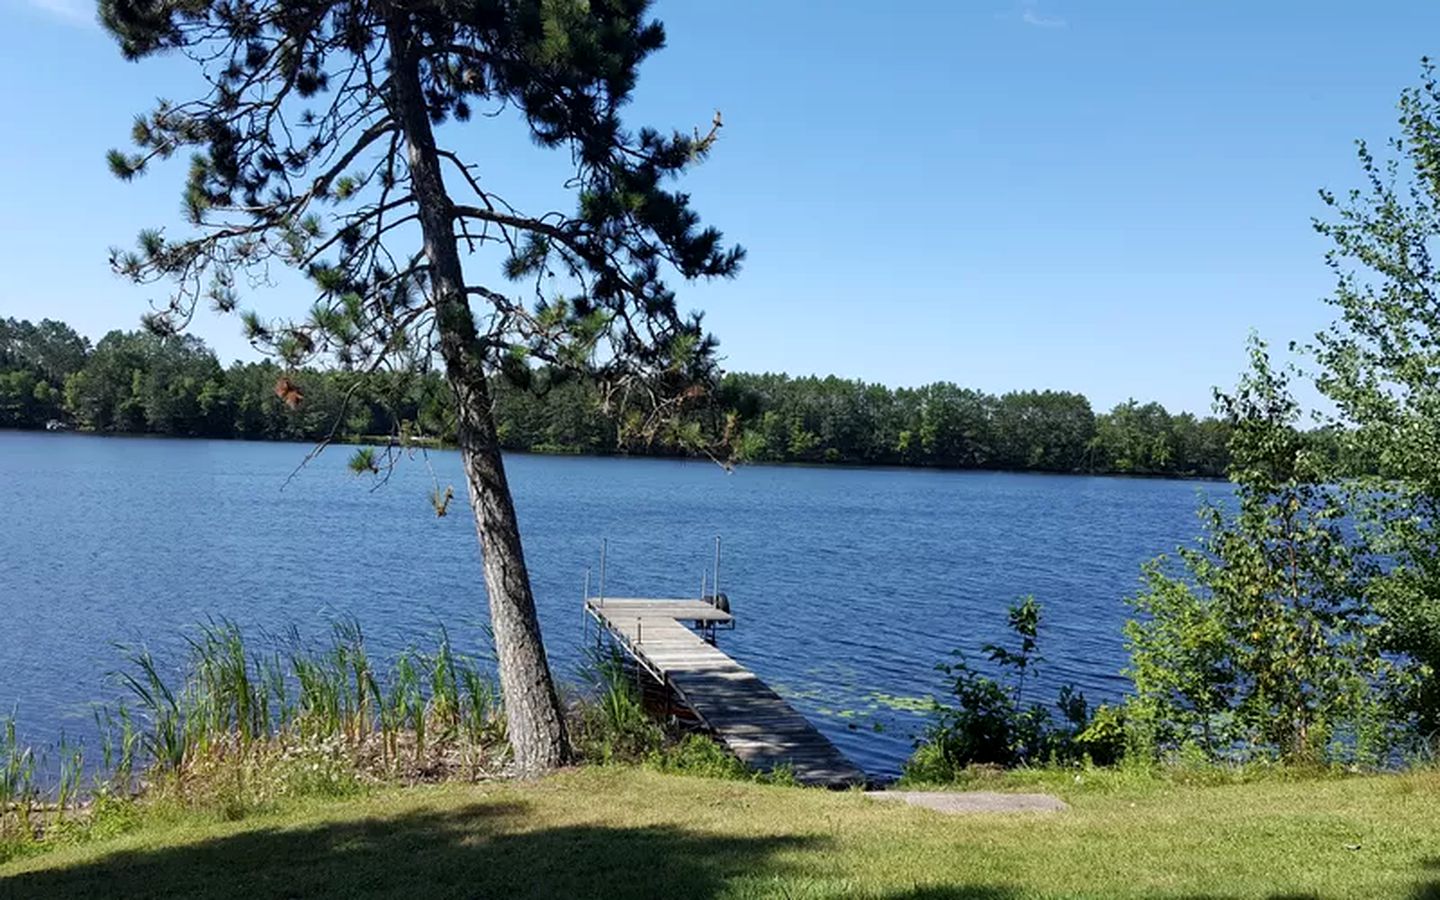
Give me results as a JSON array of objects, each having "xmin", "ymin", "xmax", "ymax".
[{"xmin": 0, "ymin": 431, "xmax": 1225, "ymax": 779}]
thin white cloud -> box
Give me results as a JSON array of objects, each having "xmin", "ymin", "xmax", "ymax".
[
  {"xmin": 1022, "ymin": 8, "xmax": 1067, "ymax": 28},
  {"xmin": 21, "ymin": 0, "xmax": 95, "ymax": 26}
]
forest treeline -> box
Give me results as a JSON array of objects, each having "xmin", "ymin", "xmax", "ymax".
[{"xmin": 3, "ymin": 316, "xmax": 1252, "ymax": 477}]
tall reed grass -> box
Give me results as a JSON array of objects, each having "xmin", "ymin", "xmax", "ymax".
[
  {"xmin": 574, "ymin": 646, "xmax": 666, "ymax": 763},
  {"xmin": 1, "ymin": 715, "xmax": 37, "ymax": 835},
  {"xmin": 1, "ymin": 617, "xmax": 509, "ymax": 841},
  {"xmin": 122, "ymin": 618, "xmax": 507, "ymax": 779},
  {"xmin": 3, "ymin": 617, "xmax": 760, "ymax": 850}
]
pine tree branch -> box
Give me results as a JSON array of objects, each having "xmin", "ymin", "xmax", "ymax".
[{"xmin": 311, "ymin": 119, "xmax": 398, "ymax": 199}]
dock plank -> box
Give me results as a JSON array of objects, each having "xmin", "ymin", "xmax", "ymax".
[{"xmin": 586, "ymin": 597, "xmax": 865, "ymax": 788}]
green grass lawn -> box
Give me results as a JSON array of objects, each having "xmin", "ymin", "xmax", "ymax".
[{"xmin": 2, "ymin": 767, "xmax": 1437, "ymax": 899}]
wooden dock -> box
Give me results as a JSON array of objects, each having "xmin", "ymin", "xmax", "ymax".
[{"xmin": 585, "ymin": 597, "xmax": 866, "ymax": 788}]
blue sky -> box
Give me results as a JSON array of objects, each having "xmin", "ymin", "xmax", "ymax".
[{"xmin": 2, "ymin": 1, "xmax": 1438, "ymax": 414}]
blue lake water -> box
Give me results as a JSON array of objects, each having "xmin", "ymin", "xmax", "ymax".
[{"xmin": 0, "ymin": 431, "xmax": 1225, "ymax": 779}]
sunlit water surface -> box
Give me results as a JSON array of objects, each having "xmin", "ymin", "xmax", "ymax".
[{"xmin": 0, "ymin": 431, "xmax": 1225, "ymax": 778}]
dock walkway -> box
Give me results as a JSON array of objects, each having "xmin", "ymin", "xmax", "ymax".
[{"xmin": 585, "ymin": 597, "xmax": 866, "ymax": 788}]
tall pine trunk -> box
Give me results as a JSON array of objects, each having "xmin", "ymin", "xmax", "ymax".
[{"xmin": 388, "ymin": 19, "xmax": 570, "ymax": 776}]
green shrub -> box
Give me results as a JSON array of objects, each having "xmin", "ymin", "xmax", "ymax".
[
  {"xmin": 646, "ymin": 734, "xmax": 751, "ymax": 780},
  {"xmin": 906, "ymin": 597, "xmax": 1104, "ymax": 782},
  {"xmin": 1075, "ymin": 704, "xmax": 1127, "ymax": 767},
  {"xmin": 83, "ymin": 790, "xmax": 142, "ymax": 843},
  {"xmin": 899, "ymin": 740, "xmax": 953, "ymax": 785}
]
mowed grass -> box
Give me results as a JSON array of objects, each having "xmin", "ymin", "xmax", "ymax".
[{"xmin": 2, "ymin": 767, "xmax": 1438, "ymax": 899}]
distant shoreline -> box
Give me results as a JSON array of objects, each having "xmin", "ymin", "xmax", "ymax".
[{"xmin": 0, "ymin": 427, "xmax": 1228, "ymax": 483}]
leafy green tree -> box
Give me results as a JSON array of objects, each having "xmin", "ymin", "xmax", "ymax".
[
  {"xmin": 64, "ymin": 330, "xmax": 144, "ymax": 431},
  {"xmin": 1091, "ymin": 400, "xmax": 1173, "ymax": 474},
  {"xmin": 1165, "ymin": 412, "xmax": 1231, "ymax": 478},
  {"xmin": 0, "ymin": 318, "xmax": 88, "ymax": 427},
  {"xmin": 0, "ymin": 318, "xmax": 90, "ymax": 386},
  {"xmin": 138, "ymin": 334, "xmax": 225, "ymax": 435},
  {"xmin": 918, "ymin": 383, "xmax": 991, "ymax": 467},
  {"xmin": 1312, "ymin": 61, "xmax": 1440, "ymax": 740},
  {"xmin": 990, "ymin": 390, "xmax": 1095, "ymax": 472},
  {"xmin": 101, "ymin": 0, "xmax": 741, "ymax": 773},
  {"xmin": 1124, "ymin": 557, "xmax": 1235, "ymax": 757},
  {"xmin": 60, "ymin": 330, "xmax": 221, "ymax": 435},
  {"xmin": 0, "ymin": 370, "xmax": 45, "ymax": 427},
  {"xmin": 678, "ymin": 370, "xmax": 1228, "ymax": 474},
  {"xmin": 196, "ymin": 375, "xmax": 235, "ymax": 436},
  {"xmin": 1126, "ymin": 339, "xmax": 1384, "ymax": 764}
]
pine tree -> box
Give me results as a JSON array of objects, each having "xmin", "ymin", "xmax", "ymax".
[{"xmin": 100, "ymin": 0, "xmax": 743, "ymax": 775}]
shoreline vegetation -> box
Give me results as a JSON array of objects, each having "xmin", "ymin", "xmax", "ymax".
[
  {"xmin": 3, "ymin": 612, "xmax": 1439, "ymax": 898},
  {"xmin": 0, "ymin": 615, "xmax": 781, "ymax": 861},
  {"xmin": 1, "ymin": 316, "xmax": 1266, "ymax": 480}
]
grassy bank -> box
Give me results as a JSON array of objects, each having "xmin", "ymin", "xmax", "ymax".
[{"xmin": 2, "ymin": 766, "xmax": 1437, "ymax": 899}]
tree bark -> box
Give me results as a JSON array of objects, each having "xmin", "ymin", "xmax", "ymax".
[{"xmin": 387, "ymin": 18, "xmax": 570, "ymax": 776}]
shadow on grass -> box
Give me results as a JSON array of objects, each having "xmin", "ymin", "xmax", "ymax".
[
  {"xmin": 0, "ymin": 797, "xmax": 833, "ymax": 900},
  {"xmin": 1412, "ymin": 859, "xmax": 1440, "ymax": 900},
  {"xmin": 5, "ymin": 798, "xmax": 1436, "ymax": 900}
]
